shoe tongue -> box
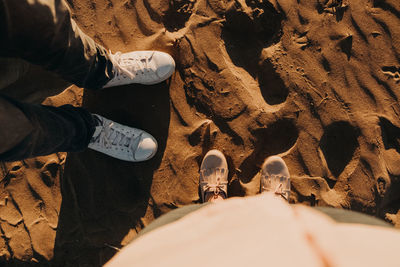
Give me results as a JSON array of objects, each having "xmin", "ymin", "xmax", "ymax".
[{"xmin": 91, "ymin": 126, "xmax": 103, "ymax": 140}]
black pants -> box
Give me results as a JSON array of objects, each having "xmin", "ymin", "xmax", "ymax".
[{"xmin": 0, "ymin": 0, "xmax": 114, "ymax": 161}]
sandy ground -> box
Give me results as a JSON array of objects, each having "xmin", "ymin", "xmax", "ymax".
[{"xmin": 1, "ymin": 0, "xmax": 400, "ymax": 265}]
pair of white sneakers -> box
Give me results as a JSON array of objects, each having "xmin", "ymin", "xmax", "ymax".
[
  {"xmin": 199, "ymin": 150, "xmax": 291, "ymax": 202},
  {"xmin": 87, "ymin": 51, "xmax": 175, "ymax": 162}
]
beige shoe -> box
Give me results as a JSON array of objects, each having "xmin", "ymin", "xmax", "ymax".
[
  {"xmin": 199, "ymin": 150, "xmax": 228, "ymax": 202},
  {"xmin": 261, "ymin": 156, "xmax": 290, "ymax": 201}
]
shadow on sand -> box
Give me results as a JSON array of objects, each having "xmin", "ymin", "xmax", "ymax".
[{"xmin": 52, "ymin": 81, "xmax": 171, "ymax": 266}]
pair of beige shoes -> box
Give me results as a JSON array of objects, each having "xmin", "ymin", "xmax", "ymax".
[{"xmin": 199, "ymin": 150, "xmax": 290, "ymax": 202}]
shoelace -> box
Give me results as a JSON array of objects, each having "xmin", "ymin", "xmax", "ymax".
[
  {"xmin": 109, "ymin": 51, "xmax": 155, "ymax": 80},
  {"xmin": 200, "ymin": 168, "xmax": 227, "ymax": 199},
  {"xmin": 92, "ymin": 120, "xmax": 142, "ymax": 157},
  {"xmin": 204, "ymin": 183, "xmax": 226, "ymax": 198},
  {"xmin": 262, "ymin": 174, "xmax": 290, "ymax": 200},
  {"xmin": 274, "ymin": 183, "xmax": 288, "ymax": 200}
]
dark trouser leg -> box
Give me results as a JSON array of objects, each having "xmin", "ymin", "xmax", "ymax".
[
  {"xmin": 0, "ymin": 95, "xmax": 96, "ymax": 162},
  {"xmin": 0, "ymin": 0, "xmax": 113, "ymax": 90}
]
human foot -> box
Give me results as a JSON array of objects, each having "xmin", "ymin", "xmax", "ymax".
[
  {"xmin": 199, "ymin": 150, "xmax": 228, "ymax": 203},
  {"xmin": 88, "ymin": 114, "xmax": 157, "ymax": 162},
  {"xmin": 260, "ymin": 156, "xmax": 290, "ymax": 201},
  {"xmin": 103, "ymin": 51, "xmax": 175, "ymax": 88}
]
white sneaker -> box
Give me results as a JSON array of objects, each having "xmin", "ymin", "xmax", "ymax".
[
  {"xmin": 88, "ymin": 114, "xmax": 157, "ymax": 162},
  {"xmin": 103, "ymin": 51, "xmax": 175, "ymax": 88},
  {"xmin": 260, "ymin": 156, "xmax": 290, "ymax": 201},
  {"xmin": 199, "ymin": 150, "xmax": 228, "ymax": 202}
]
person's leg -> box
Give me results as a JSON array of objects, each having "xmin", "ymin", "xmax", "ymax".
[
  {"xmin": 0, "ymin": 0, "xmax": 175, "ymax": 90},
  {"xmin": 0, "ymin": 95, "xmax": 159, "ymax": 162},
  {"xmin": 0, "ymin": 96, "xmax": 33, "ymax": 156},
  {"xmin": 0, "ymin": 0, "xmax": 112, "ymax": 89},
  {"xmin": 0, "ymin": 58, "xmax": 30, "ymax": 90},
  {"xmin": 0, "ymin": 95, "xmax": 96, "ymax": 161}
]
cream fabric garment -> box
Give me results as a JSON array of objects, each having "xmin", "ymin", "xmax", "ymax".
[{"xmin": 106, "ymin": 194, "xmax": 400, "ymax": 267}]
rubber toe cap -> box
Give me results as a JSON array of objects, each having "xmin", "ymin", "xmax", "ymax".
[
  {"xmin": 155, "ymin": 52, "xmax": 175, "ymax": 79},
  {"xmin": 262, "ymin": 156, "xmax": 290, "ymax": 177},
  {"xmin": 135, "ymin": 134, "xmax": 158, "ymax": 161},
  {"xmin": 200, "ymin": 149, "xmax": 228, "ymax": 170}
]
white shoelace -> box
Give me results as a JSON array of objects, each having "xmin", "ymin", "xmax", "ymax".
[
  {"xmin": 200, "ymin": 168, "xmax": 227, "ymax": 198},
  {"xmin": 262, "ymin": 174, "xmax": 290, "ymax": 200},
  {"xmin": 92, "ymin": 120, "xmax": 142, "ymax": 157},
  {"xmin": 274, "ymin": 183, "xmax": 287, "ymax": 200},
  {"xmin": 109, "ymin": 51, "xmax": 156, "ymax": 80}
]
